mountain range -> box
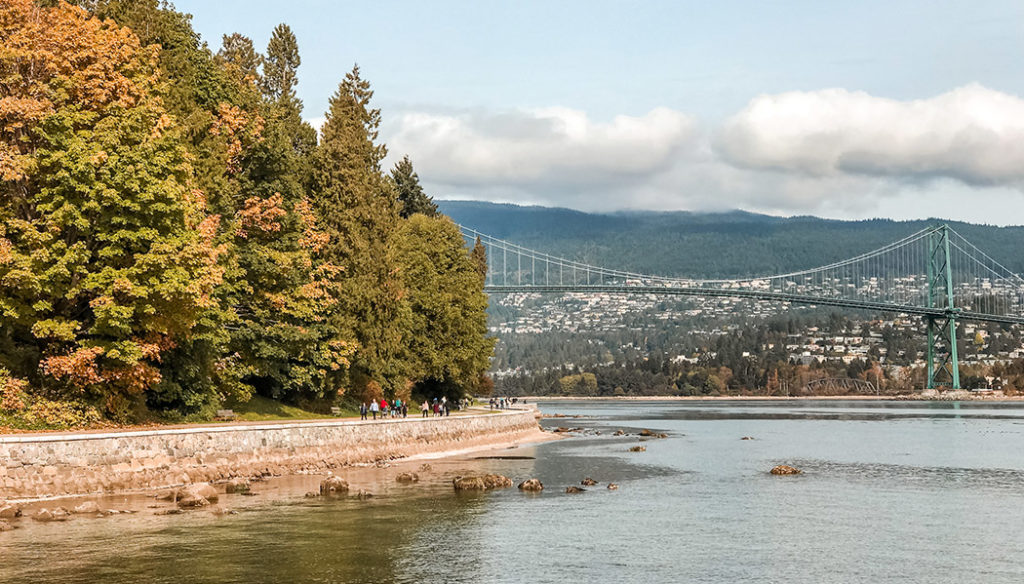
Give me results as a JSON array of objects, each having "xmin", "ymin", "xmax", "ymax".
[{"xmin": 437, "ymin": 201, "xmax": 1024, "ymax": 278}]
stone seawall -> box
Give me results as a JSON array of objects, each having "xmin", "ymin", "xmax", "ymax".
[{"xmin": 0, "ymin": 409, "xmax": 541, "ymax": 501}]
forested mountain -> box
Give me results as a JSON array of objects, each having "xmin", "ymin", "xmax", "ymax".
[{"xmin": 438, "ymin": 201, "xmax": 1024, "ymax": 277}]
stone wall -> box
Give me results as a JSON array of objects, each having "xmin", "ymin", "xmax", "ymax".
[{"xmin": 0, "ymin": 409, "xmax": 540, "ymax": 501}]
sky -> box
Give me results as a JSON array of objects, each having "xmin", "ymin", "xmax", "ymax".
[{"xmin": 176, "ymin": 0, "xmax": 1024, "ymax": 224}]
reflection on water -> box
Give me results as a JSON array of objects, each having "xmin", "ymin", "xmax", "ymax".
[{"xmin": 4, "ymin": 400, "xmax": 1024, "ymax": 584}]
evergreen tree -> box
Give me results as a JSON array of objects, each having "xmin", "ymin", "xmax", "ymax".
[
  {"xmin": 397, "ymin": 216, "xmax": 495, "ymax": 397},
  {"xmin": 471, "ymin": 236, "xmax": 488, "ymax": 278},
  {"xmin": 216, "ymin": 33, "xmax": 262, "ymax": 85},
  {"xmin": 391, "ymin": 156, "xmax": 438, "ymax": 218},
  {"xmin": 262, "ymin": 24, "xmax": 301, "ymax": 105},
  {"xmin": 311, "ymin": 65, "xmax": 414, "ymax": 398}
]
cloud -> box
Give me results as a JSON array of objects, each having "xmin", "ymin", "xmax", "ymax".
[
  {"xmin": 373, "ymin": 84, "xmax": 1024, "ymax": 223},
  {"xmin": 717, "ymin": 84, "xmax": 1024, "ymax": 185},
  {"xmin": 385, "ymin": 106, "xmax": 697, "ymax": 191}
]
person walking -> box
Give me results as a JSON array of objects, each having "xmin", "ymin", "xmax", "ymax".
[
  {"xmin": 421, "ymin": 400, "xmax": 429, "ymax": 418},
  {"xmin": 369, "ymin": 399, "xmax": 379, "ymax": 420},
  {"xmin": 360, "ymin": 402, "xmax": 368, "ymax": 420}
]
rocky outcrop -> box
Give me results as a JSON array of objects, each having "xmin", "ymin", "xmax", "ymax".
[
  {"xmin": 175, "ymin": 483, "xmax": 220, "ymax": 508},
  {"xmin": 33, "ymin": 507, "xmax": 71, "ymax": 522},
  {"xmin": 0, "ymin": 503, "xmax": 21, "ymax": 519},
  {"xmin": 73, "ymin": 501, "xmax": 100, "ymax": 514},
  {"xmin": 639, "ymin": 429, "xmax": 654, "ymax": 437},
  {"xmin": 320, "ymin": 475, "xmax": 350, "ymax": 495},
  {"xmin": 564, "ymin": 486, "xmax": 585, "ymax": 494},
  {"xmin": 629, "ymin": 446, "xmax": 646, "ymax": 452},
  {"xmin": 452, "ymin": 474, "xmax": 513, "ymax": 491},
  {"xmin": 770, "ymin": 465, "xmax": 802, "ymax": 475},
  {"xmin": 395, "ymin": 472, "xmax": 419, "ymax": 483},
  {"xmin": 517, "ymin": 478, "xmax": 544, "ymax": 491},
  {"xmin": 580, "ymin": 478, "xmax": 598, "ymax": 486},
  {"xmin": 224, "ymin": 478, "xmax": 250, "ymax": 494}
]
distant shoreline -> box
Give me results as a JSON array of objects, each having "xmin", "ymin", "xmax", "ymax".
[{"xmin": 523, "ymin": 394, "xmax": 1024, "ymax": 402}]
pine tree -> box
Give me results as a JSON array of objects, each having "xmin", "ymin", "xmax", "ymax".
[
  {"xmin": 471, "ymin": 236, "xmax": 488, "ymax": 278},
  {"xmin": 311, "ymin": 65, "xmax": 414, "ymax": 397},
  {"xmin": 391, "ymin": 156, "xmax": 438, "ymax": 218},
  {"xmin": 216, "ymin": 33, "xmax": 262, "ymax": 86},
  {"xmin": 397, "ymin": 216, "xmax": 495, "ymax": 397},
  {"xmin": 263, "ymin": 24, "xmax": 301, "ymax": 105}
]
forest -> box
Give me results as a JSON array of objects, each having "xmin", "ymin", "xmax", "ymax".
[
  {"xmin": 0, "ymin": 0, "xmax": 493, "ymax": 428},
  {"xmin": 439, "ymin": 201, "xmax": 1024, "ymax": 278}
]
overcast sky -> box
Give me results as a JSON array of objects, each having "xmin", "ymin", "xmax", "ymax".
[{"xmin": 176, "ymin": 0, "xmax": 1024, "ymax": 224}]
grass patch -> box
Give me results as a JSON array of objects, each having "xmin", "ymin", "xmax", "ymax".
[{"xmin": 227, "ymin": 395, "xmax": 357, "ymax": 421}]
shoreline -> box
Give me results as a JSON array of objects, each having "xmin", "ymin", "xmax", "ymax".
[
  {"xmin": 525, "ymin": 394, "xmax": 1024, "ymax": 402},
  {"xmin": 0, "ymin": 427, "xmax": 560, "ymax": 532},
  {"xmin": 0, "ymin": 408, "xmax": 546, "ymax": 503}
]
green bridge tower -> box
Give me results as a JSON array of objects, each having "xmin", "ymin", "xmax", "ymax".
[{"xmin": 926, "ymin": 224, "xmax": 961, "ymax": 389}]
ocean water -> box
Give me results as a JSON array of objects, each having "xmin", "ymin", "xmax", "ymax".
[{"xmin": 3, "ymin": 400, "xmax": 1024, "ymax": 584}]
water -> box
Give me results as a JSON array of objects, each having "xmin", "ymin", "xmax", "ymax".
[{"xmin": 4, "ymin": 400, "xmax": 1024, "ymax": 583}]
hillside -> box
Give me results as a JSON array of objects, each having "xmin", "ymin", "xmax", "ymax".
[{"xmin": 438, "ymin": 201, "xmax": 1024, "ymax": 278}]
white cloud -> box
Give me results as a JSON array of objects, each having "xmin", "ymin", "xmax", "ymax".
[
  {"xmin": 375, "ymin": 84, "xmax": 1024, "ymax": 223},
  {"xmin": 385, "ymin": 106, "xmax": 697, "ymax": 189},
  {"xmin": 718, "ymin": 84, "xmax": 1024, "ymax": 185}
]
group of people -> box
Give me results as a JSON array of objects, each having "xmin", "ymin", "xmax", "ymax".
[
  {"xmin": 489, "ymin": 396, "xmax": 519, "ymax": 410},
  {"xmin": 359, "ymin": 396, "xmax": 477, "ymax": 420},
  {"xmin": 360, "ymin": 398, "xmax": 407, "ymax": 420}
]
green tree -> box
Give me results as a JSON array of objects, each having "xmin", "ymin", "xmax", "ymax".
[
  {"xmin": 311, "ymin": 65, "xmax": 413, "ymax": 397},
  {"xmin": 396, "ymin": 216, "xmax": 495, "ymax": 397},
  {"xmin": 216, "ymin": 33, "xmax": 262, "ymax": 86},
  {"xmin": 391, "ymin": 156, "xmax": 438, "ymax": 218},
  {"xmin": 0, "ymin": 0, "xmax": 225, "ymax": 420}
]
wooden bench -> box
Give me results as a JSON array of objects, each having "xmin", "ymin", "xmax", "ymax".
[
  {"xmin": 330, "ymin": 407, "xmax": 342, "ymax": 416},
  {"xmin": 215, "ymin": 409, "xmax": 237, "ymax": 421}
]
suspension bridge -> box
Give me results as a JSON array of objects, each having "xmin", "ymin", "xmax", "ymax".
[{"xmin": 459, "ymin": 223, "xmax": 1024, "ymax": 390}]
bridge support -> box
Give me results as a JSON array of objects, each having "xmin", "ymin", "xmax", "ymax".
[{"xmin": 926, "ymin": 224, "xmax": 960, "ymax": 389}]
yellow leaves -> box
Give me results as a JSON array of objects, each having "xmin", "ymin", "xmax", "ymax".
[
  {"xmin": 148, "ymin": 114, "xmax": 172, "ymax": 140},
  {"xmin": 296, "ymin": 197, "xmax": 330, "ymax": 252},
  {"xmin": 30, "ymin": 319, "xmax": 80, "ymax": 342},
  {"xmin": 235, "ymin": 192, "xmax": 286, "ymax": 238},
  {"xmin": 210, "ymin": 102, "xmax": 264, "ymax": 174},
  {"xmin": 0, "ymin": 237, "xmax": 12, "ymax": 265},
  {"xmin": 41, "ymin": 346, "xmax": 105, "ymax": 389},
  {"xmin": 89, "ymin": 149, "xmax": 108, "ymax": 166}
]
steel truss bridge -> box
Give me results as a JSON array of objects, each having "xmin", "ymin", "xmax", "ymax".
[{"xmin": 459, "ymin": 223, "xmax": 1024, "ymax": 390}]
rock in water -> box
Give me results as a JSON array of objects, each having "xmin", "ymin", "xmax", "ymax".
[
  {"xmin": 178, "ymin": 483, "xmax": 219, "ymax": 504},
  {"xmin": 518, "ymin": 478, "xmax": 544, "ymax": 492},
  {"xmin": 34, "ymin": 508, "xmax": 70, "ymax": 522},
  {"xmin": 770, "ymin": 465, "xmax": 802, "ymax": 475},
  {"xmin": 580, "ymin": 478, "xmax": 598, "ymax": 486},
  {"xmin": 395, "ymin": 472, "xmax": 419, "ymax": 483},
  {"xmin": 320, "ymin": 475, "xmax": 350, "ymax": 495},
  {"xmin": 607, "ymin": 483, "xmax": 619, "ymax": 490},
  {"xmin": 453, "ymin": 474, "xmax": 513, "ymax": 491},
  {"xmin": 741, "ymin": 436, "xmax": 755, "ymax": 440},
  {"xmin": 639, "ymin": 429, "xmax": 654, "ymax": 437},
  {"xmin": 613, "ymin": 430, "xmax": 625, "ymax": 436},
  {"xmin": 73, "ymin": 501, "xmax": 100, "ymax": 514},
  {"xmin": 0, "ymin": 504, "xmax": 21, "ymax": 519},
  {"xmin": 225, "ymin": 478, "xmax": 251, "ymax": 494},
  {"xmin": 629, "ymin": 446, "xmax": 646, "ymax": 452},
  {"xmin": 565, "ymin": 486, "xmax": 586, "ymax": 494}
]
